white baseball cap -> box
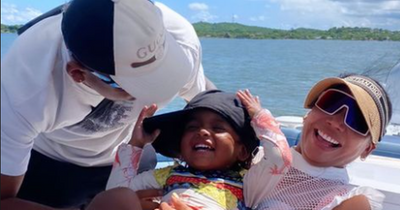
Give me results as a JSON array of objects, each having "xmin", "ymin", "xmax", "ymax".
[{"xmin": 62, "ymin": 0, "xmax": 192, "ymax": 102}]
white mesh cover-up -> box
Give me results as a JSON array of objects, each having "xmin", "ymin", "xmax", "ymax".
[{"xmin": 246, "ymin": 148, "xmax": 384, "ymax": 210}]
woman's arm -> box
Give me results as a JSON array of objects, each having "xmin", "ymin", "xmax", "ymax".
[{"xmin": 333, "ymin": 195, "xmax": 370, "ymax": 210}]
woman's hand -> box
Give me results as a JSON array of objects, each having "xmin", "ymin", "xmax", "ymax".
[
  {"xmin": 129, "ymin": 104, "xmax": 160, "ymax": 148},
  {"xmin": 237, "ymin": 89, "xmax": 262, "ymax": 119}
]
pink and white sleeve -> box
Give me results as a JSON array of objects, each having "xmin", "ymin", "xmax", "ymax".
[
  {"xmin": 106, "ymin": 143, "xmax": 162, "ymax": 191},
  {"xmin": 244, "ymin": 109, "xmax": 292, "ymax": 208}
]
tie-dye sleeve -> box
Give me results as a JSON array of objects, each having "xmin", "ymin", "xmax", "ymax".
[
  {"xmin": 244, "ymin": 109, "xmax": 292, "ymax": 208},
  {"xmin": 106, "ymin": 143, "xmax": 160, "ymax": 190}
]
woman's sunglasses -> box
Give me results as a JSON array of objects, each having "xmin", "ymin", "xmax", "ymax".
[{"xmin": 315, "ymin": 89, "xmax": 369, "ymax": 136}]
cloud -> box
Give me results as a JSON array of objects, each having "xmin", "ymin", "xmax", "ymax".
[
  {"xmin": 268, "ymin": 0, "xmax": 400, "ymax": 30},
  {"xmin": 188, "ymin": 2, "xmax": 218, "ymax": 22},
  {"xmin": 334, "ymin": 0, "xmax": 400, "ymax": 18},
  {"xmin": 189, "ymin": 3, "xmax": 209, "ymax": 11},
  {"xmin": 250, "ymin": 15, "xmax": 266, "ymax": 22},
  {"xmin": 1, "ymin": 3, "xmax": 42, "ymax": 25}
]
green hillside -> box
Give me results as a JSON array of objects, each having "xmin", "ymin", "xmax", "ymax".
[
  {"xmin": 2, "ymin": 22, "xmax": 400, "ymax": 41},
  {"xmin": 1, "ymin": 24, "xmax": 22, "ymax": 33},
  {"xmin": 193, "ymin": 22, "xmax": 400, "ymax": 41}
]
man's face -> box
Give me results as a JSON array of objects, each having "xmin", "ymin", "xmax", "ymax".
[
  {"xmin": 83, "ymin": 69, "xmax": 135, "ymax": 101},
  {"xmin": 67, "ymin": 60, "xmax": 135, "ymax": 101}
]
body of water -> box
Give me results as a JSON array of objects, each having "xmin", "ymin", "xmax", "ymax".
[
  {"xmin": 3, "ymin": 34, "xmax": 400, "ymax": 199},
  {"xmin": 2, "ymin": 33, "xmax": 400, "ymax": 117}
]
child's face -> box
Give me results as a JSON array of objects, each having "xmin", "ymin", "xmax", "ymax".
[{"xmin": 180, "ymin": 109, "xmax": 249, "ymax": 171}]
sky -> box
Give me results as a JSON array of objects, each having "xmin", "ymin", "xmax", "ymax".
[{"xmin": 1, "ymin": 0, "xmax": 400, "ymax": 31}]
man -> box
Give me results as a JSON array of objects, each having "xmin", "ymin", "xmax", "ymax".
[{"xmin": 1, "ymin": 0, "xmax": 214, "ymax": 209}]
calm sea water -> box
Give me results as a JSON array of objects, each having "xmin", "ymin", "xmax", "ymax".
[{"xmin": 2, "ymin": 33, "xmax": 400, "ymax": 117}]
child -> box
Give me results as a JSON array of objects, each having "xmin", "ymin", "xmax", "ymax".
[{"xmin": 105, "ymin": 89, "xmax": 292, "ymax": 210}]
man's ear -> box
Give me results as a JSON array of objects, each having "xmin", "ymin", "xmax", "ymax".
[{"xmin": 66, "ymin": 60, "xmax": 85, "ymax": 83}]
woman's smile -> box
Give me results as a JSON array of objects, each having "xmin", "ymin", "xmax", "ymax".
[{"xmin": 313, "ymin": 129, "xmax": 342, "ymax": 151}]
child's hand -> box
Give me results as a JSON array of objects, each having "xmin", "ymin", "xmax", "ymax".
[
  {"xmin": 129, "ymin": 104, "xmax": 160, "ymax": 148},
  {"xmin": 237, "ymin": 89, "xmax": 262, "ymax": 119}
]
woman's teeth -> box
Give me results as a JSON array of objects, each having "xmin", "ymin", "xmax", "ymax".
[{"xmin": 318, "ymin": 130, "xmax": 340, "ymax": 145}]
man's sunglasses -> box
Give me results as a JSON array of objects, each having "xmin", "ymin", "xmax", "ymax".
[
  {"xmin": 315, "ymin": 89, "xmax": 369, "ymax": 136},
  {"xmin": 91, "ymin": 72, "xmax": 121, "ymax": 89},
  {"xmin": 70, "ymin": 53, "xmax": 121, "ymax": 89}
]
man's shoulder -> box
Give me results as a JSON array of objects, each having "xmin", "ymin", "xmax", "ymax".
[
  {"xmin": 154, "ymin": 2, "xmax": 192, "ymax": 26},
  {"xmin": 16, "ymin": 14, "xmax": 64, "ymax": 48},
  {"xmin": 154, "ymin": 2, "xmax": 200, "ymax": 47}
]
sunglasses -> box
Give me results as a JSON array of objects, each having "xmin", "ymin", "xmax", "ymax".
[
  {"xmin": 70, "ymin": 52, "xmax": 121, "ymax": 89},
  {"xmin": 315, "ymin": 89, "xmax": 369, "ymax": 136},
  {"xmin": 91, "ymin": 72, "xmax": 121, "ymax": 89}
]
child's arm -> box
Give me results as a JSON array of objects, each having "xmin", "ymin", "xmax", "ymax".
[
  {"xmin": 237, "ymin": 90, "xmax": 292, "ymax": 208},
  {"xmin": 106, "ymin": 105, "xmax": 161, "ymax": 190}
]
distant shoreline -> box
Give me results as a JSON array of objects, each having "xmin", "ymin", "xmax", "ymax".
[
  {"xmin": 2, "ymin": 22, "xmax": 400, "ymax": 41},
  {"xmin": 2, "ymin": 32, "xmax": 399, "ymax": 42},
  {"xmin": 193, "ymin": 22, "xmax": 400, "ymax": 41},
  {"xmin": 1, "ymin": 24, "xmax": 22, "ymax": 34}
]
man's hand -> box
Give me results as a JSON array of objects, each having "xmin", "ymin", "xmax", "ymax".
[
  {"xmin": 86, "ymin": 188, "xmax": 163, "ymax": 210},
  {"xmin": 156, "ymin": 193, "xmax": 191, "ymax": 210},
  {"xmin": 136, "ymin": 189, "xmax": 163, "ymax": 210},
  {"xmin": 129, "ymin": 104, "xmax": 160, "ymax": 148}
]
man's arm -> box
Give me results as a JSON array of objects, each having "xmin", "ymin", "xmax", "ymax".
[
  {"xmin": 1, "ymin": 198, "xmax": 62, "ymax": 210},
  {"xmin": 205, "ymin": 76, "xmax": 217, "ymax": 90},
  {"xmin": 1, "ymin": 174, "xmax": 70, "ymax": 210},
  {"xmin": 1, "ymin": 174, "xmax": 24, "ymax": 200},
  {"xmin": 182, "ymin": 76, "xmax": 217, "ymax": 103},
  {"xmin": 332, "ymin": 195, "xmax": 371, "ymax": 210}
]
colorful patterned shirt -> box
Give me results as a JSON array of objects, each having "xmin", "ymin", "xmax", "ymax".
[{"xmin": 106, "ymin": 109, "xmax": 290, "ymax": 210}]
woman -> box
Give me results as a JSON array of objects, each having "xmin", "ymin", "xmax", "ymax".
[
  {"xmin": 159, "ymin": 74, "xmax": 392, "ymax": 210},
  {"xmin": 246, "ymin": 74, "xmax": 391, "ymax": 210}
]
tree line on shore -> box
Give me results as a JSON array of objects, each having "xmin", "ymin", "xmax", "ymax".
[
  {"xmin": 193, "ymin": 22, "xmax": 400, "ymax": 41},
  {"xmin": 2, "ymin": 22, "xmax": 400, "ymax": 41},
  {"xmin": 1, "ymin": 24, "xmax": 22, "ymax": 33}
]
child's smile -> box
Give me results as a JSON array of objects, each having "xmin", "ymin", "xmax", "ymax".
[
  {"xmin": 193, "ymin": 143, "xmax": 215, "ymax": 152},
  {"xmin": 180, "ymin": 109, "xmax": 248, "ymax": 171}
]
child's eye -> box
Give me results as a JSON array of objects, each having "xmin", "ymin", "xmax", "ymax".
[
  {"xmin": 185, "ymin": 124, "xmax": 199, "ymax": 131},
  {"xmin": 213, "ymin": 126, "xmax": 226, "ymax": 132}
]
